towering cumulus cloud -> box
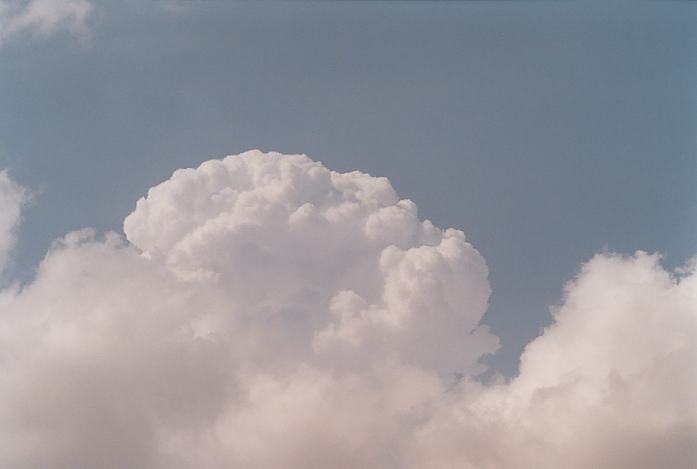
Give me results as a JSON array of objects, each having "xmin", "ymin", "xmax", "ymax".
[{"xmin": 0, "ymin": 151, "xmax": 694, "ymax": 468}]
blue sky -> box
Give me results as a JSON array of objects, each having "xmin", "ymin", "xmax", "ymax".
[{"xmin": 1, "ymin": 0, "xmax": 696, "ymax": 377}]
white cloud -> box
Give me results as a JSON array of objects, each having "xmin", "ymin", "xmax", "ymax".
[
  {"xmin": 0, "ymin": 170, "xmax": 27, "ymax": 275},
  {"xmin": 0, "ymin": 0, "xmax": 93, "ymax": 45},
  {"xmin": 406, "ymin": 251, "xmax": 697, "ymax": 468},
  {"xmin": 0, "ymin": 151, "xmax": 694, "ymax": 468}
]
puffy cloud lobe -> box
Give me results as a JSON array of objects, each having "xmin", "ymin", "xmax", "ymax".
[
  {"xmin": 0, "ymin": 170, "xmax": 27, "ymax": 275},
  {"xmin": 123, "ymin": 151, "xmax": 496, "ymax": 374},
  {"xmin": 0, "ymin": 151, "xmax": 694, "ymax": 468}
]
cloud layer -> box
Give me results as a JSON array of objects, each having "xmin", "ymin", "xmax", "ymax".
[{"xmin": 0, "ymin": 151, "xmax": 694, "ymax": 468}]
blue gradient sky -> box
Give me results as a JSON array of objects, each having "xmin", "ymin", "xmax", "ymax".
[{"xmin": 1, "ymin": 1, "xmax": 695, "ymax": 376}]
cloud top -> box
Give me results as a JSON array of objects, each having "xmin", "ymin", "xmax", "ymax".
[{"xmin": 124, "ymin": 150, "xmax": 497, "ymax": 374}]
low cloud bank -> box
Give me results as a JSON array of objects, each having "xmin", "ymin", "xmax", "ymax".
[{"xmin": 0, "ymin": 151, "xmax": 694, "ymax": 468}]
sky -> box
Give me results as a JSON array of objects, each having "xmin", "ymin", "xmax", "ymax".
[
  {"xmin": 0, "ymin": 1, "xmax": 695, "ymax": 468},
  {"xmin": 2, "ymin": 0, "xmax": 696, "ymax": 375}
]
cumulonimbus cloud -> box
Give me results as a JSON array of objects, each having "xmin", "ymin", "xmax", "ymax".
[{"xmin": 0, "ymin": 151, "xmax": 694, "ymax": 468}]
